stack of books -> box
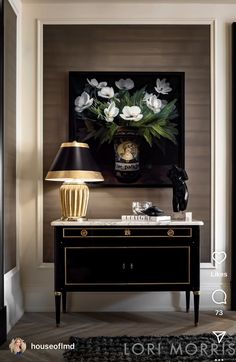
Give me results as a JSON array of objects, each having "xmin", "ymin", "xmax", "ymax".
[{"xmin": 121, "ymin": 215, "xmax": 171, "ymax": 222}]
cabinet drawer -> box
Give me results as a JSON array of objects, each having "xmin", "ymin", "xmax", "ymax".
[{"xmin": 62, "ymin": 227, "xmax": 192, "ymax": 239}]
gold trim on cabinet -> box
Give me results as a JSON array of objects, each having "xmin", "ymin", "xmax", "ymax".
[
  {"xmin": 62, "ymin": 227, "xmax": 192, "ymax": 238},
  {"xmin": 54, "ymin": 291, "xmax": 62, "ymax": 296},
  {"xmin": 167, "ymin": 229, "xmax": 175, "ymax": 237},
  {"xmin": 64, "ymin": 246, "xmax": 190, "ymax": 249},
  {"xmin": 124, "ymin": 229, "xmax": 131, "ymax": 236},
  {"xmin": 80, "ymin": 229, "xmax": 88, "ymax": 237},
  {"xmin": 64, "ymin": 246, "xmax": 190, "ymax": 286},
  {"xmin": 63, "ymin": 282, "xmax": 191, "ymax": 286}
]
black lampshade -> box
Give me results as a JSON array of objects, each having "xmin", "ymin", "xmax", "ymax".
[{"xmin": 45, "ymin": 141, "xmax": 104, "ymax": 182}]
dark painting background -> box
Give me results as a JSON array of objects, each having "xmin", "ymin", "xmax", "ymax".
[{"xmin": 69, "ymin": 71, "xmax": 185, "ymax": 186}]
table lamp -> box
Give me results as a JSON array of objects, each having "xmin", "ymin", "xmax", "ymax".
[{"xmin": 45, "ymin": 141, "xmax": 104, "ymax": 220}]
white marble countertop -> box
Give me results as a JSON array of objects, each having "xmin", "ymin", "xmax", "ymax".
[{"xmin": 51, "ymin": 219, "xmax": 204, "ymax": 226}]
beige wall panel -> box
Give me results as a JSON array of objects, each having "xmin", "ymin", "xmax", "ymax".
[{"xmin": 43, "ymin": 24, "xmax": 211, "ymax": 262}]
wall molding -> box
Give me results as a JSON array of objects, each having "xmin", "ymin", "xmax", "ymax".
[
  {"xmin": 12, "ymin": 0, "xmax": 21, "ymax": 274},
  {"xmin": 36, "ymin": 18, "xmax": 216, "ymax": 269},
  {"xmin": 3, "ymin": 0, "xmax": 23, "ymax": 333}
]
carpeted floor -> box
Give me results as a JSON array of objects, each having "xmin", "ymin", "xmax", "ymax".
[{"xmin": 63, "ymin": 334, "xmax": 236, "ymax": 361}]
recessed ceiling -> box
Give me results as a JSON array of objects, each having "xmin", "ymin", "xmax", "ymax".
[{"xmin": 21, "ymin": 0, "xmax": 236, "ymax": 4}]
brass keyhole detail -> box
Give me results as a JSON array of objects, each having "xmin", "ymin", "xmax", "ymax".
[
  {"xmin": 80, "ymin": 229, "xmax": 88, "ymax": 237},
  {"xmin": 167, "ymin": 229, "xmax": 175, "ymax": 237},
  {"xmin": 124, "ymin": 229, "xmax": 131, "ymax": 236}
]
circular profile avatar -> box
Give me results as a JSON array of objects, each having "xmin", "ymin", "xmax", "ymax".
[
  {"xmin": 9, "ymin": 337, "xmax": 26, "ymax": 355},
  {"xmin": 117, "ymin": 141, "xmax": 138, "ymax": 162}
]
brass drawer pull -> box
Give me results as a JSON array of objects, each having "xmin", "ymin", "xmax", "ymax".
[
  {"xmin": 167, "ymin": 229, "xmax": 175, "ymax": 237},
  {"xmin": 80, "ymin": 229, "xmax": 88, "ymax": 237},
  {"xmin": 63, "ymin": 227, "xmax": 192, "ymax": 238}
]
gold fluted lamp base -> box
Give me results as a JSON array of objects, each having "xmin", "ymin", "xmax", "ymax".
[
  {"xmin": 45, "ymin": 142, "xmax": 104, "ymax": 218},
  {"xmin": 60, "ymin": 183, "xmax": 89, "ymax": 221}
]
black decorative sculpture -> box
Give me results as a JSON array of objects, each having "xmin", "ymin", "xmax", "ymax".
[
  {"xmin": 167, "ymin": 165, "xmax": 189, "ymax": 212},
  {"xmin": 143, "ymin": 206, "xmax": 164, "ymax": 216}
]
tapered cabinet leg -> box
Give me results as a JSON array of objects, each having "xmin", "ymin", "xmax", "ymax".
[
  {"xmin": 55, "ymin": 292, "xmax": 61, "ymax": 327},
  {"xmin": 62, "ymin": 291, "xmax": 67, "ymax": 313},
  {"xmin": 193, "ymin": 291, "xmax": 200, "ymax": 326},
  {"xmin": 186, "ymin": 291, "xmax": 190, "ymax": 313}
]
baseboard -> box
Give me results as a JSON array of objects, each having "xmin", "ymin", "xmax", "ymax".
[
  {"xmin": 23, "ymin": 283, "xmax": 231, "ymax": 312},
  {"xmin": 0, "ymin": 306, "xmax": 6, "ymax": 345},
  {"xmin": 4, "ymin": 268, "xmax": 24, "ymax": 332}
]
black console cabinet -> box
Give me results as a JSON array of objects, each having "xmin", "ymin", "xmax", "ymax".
[{"xmin": 53, "ymin": 223, "xmax": 202, "ymax": 326}]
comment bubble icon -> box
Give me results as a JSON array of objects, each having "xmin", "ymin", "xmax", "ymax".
[{"xmin": 212, "ymin": 289, "xmax": 227, "ymax": 305}]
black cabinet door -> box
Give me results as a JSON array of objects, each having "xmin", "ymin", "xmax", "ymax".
[
  {"xmin": 64, "ymin": 247, "xmax": 127, "ymax": 285},
  {"xmin": 126, "ymin": 246, "xmax": 190, "ymax": 285}
]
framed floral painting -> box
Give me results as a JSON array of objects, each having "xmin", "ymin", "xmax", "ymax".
[{"xmin": 69, "ymin": 71, "xmax": 185, "ymax": 186}]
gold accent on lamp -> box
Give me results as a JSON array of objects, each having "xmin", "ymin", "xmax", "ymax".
[{"xmin": 45, "ymin": 141, "xmax": 104, "ymax": 221}]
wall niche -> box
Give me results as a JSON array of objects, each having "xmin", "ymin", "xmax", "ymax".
[{"xmin": 43, "ymin": 24, "xmax": 211, "ymax": 263}]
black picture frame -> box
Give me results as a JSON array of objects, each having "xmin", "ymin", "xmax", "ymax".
[{"xmin": 69, "ymin": 71, "xmax": 185, "ymax": 187}]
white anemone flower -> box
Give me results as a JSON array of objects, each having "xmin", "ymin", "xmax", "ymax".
[
  {"xmin": 120, "ymin": 106, "xmax": 143, "ymax": 122},
  {"xmin": 87, "ymin": 78, "xmax": 107, "ymax": 89},
  {"xmin": 74, "ymin": 91, "xmax": 93, "ymax": 113},
  {"xmin": 143, "ymin": 92, "xmax": 154, "ymax": 101},
  {"xmin": 98, "ymin": 87, "xmax": 115, "ymax": 99},
  {"xmin": 115, "ymin": 78, "xmax": 134, "ymax": 90},
  {"xmin": 155, "ymin": 78, "xmax": 172, "ymax": 95},
  {"xmin": 146, "ymin": 95, "xmax": 162, "ymax": 114},
  {"xmin": 104, "ymin": 102, "xmax": 119, "ymax": 122}
]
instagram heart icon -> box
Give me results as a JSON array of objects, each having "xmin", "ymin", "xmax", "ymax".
[{"xmin": 212, "ymin": 251, "xmax": 227, "ymax": 265}]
